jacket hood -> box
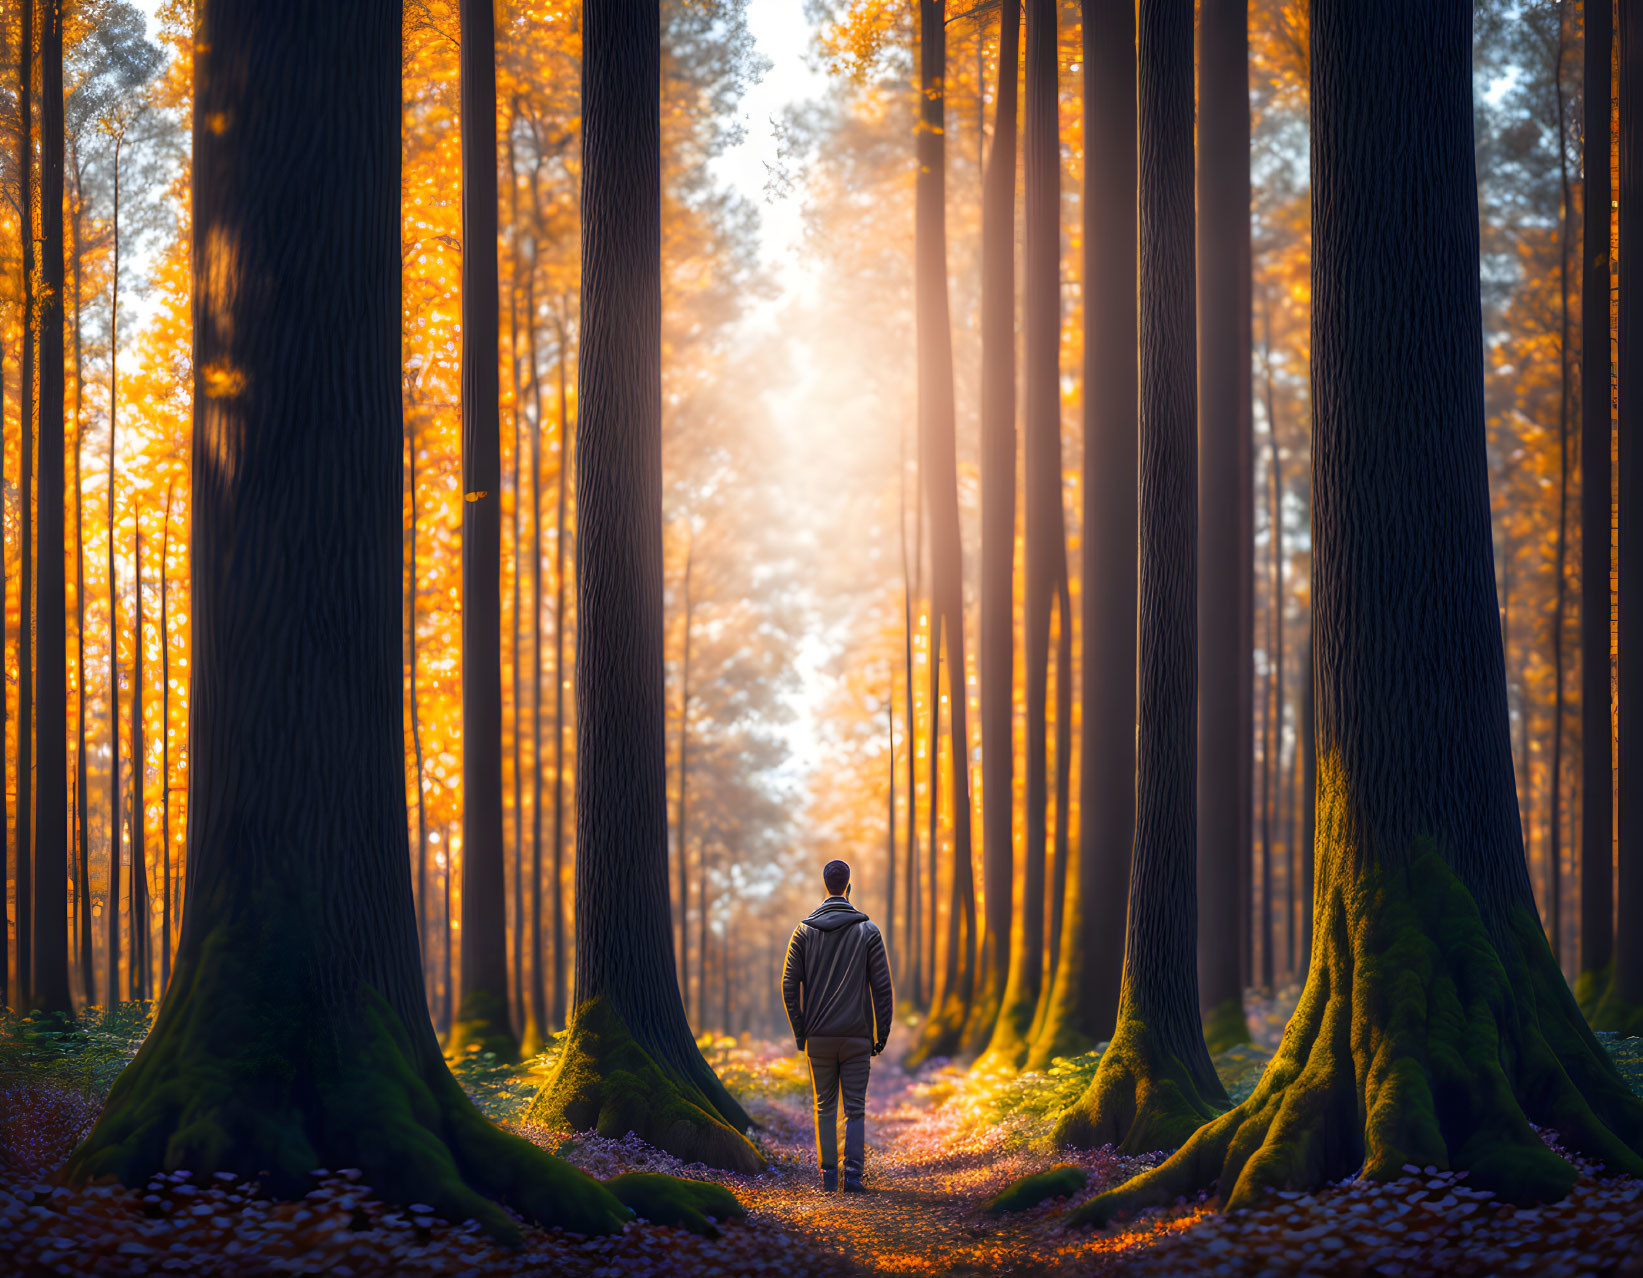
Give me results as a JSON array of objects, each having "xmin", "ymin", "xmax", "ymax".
[{"xmin": 803, "ymin": 896, "xmax": 869, "ymax": 932}]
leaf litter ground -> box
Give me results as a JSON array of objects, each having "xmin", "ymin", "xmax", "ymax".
[{"xmin": 2, "ymin": 993, "xmax": 1641, "ymax": 1276}]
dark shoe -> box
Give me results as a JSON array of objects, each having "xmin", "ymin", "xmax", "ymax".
[
  {"xmin": 842, "ymin": 1177, "xmax": 865, "ymax": 1193},
  {"xmin": 820, "ymin": 1169, "xmax": 837, "ymax": 1193}
]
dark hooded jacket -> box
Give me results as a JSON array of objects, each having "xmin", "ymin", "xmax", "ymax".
[{"xmin": 782, "ymin": 896, "xmax": 894, "ymax": 1049}]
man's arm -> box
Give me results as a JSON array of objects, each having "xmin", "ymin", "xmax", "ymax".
[
  {"xmin": 866, "ymin": 924, "xmax": 894, "ymax": 1050},
  {"xmin": 781, "ymin": 926, "xmax": 806, "ymax": 1049}
]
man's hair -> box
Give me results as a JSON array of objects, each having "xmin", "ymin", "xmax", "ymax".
[{"xmin": 823, "ymin": 859, "xmax": 851, "ymax": 895}]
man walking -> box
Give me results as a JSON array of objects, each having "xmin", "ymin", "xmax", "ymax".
[{"xmin": 782, "ymin": 859, "xmax": 894, "ymax": 1192}]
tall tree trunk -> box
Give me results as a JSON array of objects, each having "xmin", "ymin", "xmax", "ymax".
[
  {"xmin": 1297, "ymin": 628, "xmax": 1314, "ymax": 971},
  {"xmin": 1074, "ymin": 5, "xmax": 1643, "ymax": 1224},
  {"xmin": 15, "ymin": 0, "xmax": 34, "ymax": 1012},
  {"xmin": 31, "ymin": 0, "xmax": 70, "ymax": 1015},
  {"xmin": 129, "ymin": 523, "xmax": 144, "ymax": 1001},
  {"xmin": 1260, "ymin": 309, "xmax": 1283, "ymax": 992},
  {"xmin": 984, "ymin": 0, "xmax": 1057, "ymax": 1070},
  {"xmin": 1547, "ymin": 0, "xmax": 1574, "ymax": 966},
  {"xmin": 526, "ymin": 0, "xmax": 759, "ymax": 1171},
  {"xmin": 63, "ymin": 4, "xmax": 634, "ymax": 1239},
  {"xmin": 526, "ymin": 193, "xmax": 548, "ymax": 1046},
  {"xmin": 900, "ymin": 419, "xmax": 920, "ymax": 1003},
  {"xmin": 1042, "ymin": 0, "xmax": 1136, "ymax": 1062},
  {"xmin": 159, "ymin": 484, "xmax": 172, "ymax": 994},
  {"xmin": 887, "ymin": 684, "xmax": 896, "ymax": 958},
  {"xmin": 106, "ymin": 126, "xmax": 122, "ymax": 1009},
  {"xmin": 1595, "ymin": 0, "xmax": 1642, "ymax": 1034},
  {"xmin": 674, "ymin": 538, "xmax": 693, "ymax": 1022},
  {"xmin": 551, "ymin": 302, "xmax": 570, "ymax": 1030},
  {"xmin": 408, "ymin": 427, "xmax": 430, "ymax": 1012},
  {"xmin": 454, "ymin": 0, "xmax": 516, "ymax": 1060},
  {"xmin": 1578, "ymin": 0, "xmax": 1614, "ymax": 1002},
  {"xmin": 71, "ymin": 145, "xmax": 92, "ymax": 1002},
  {"xmin": 1195, "ymin": 0, "xmax": 1253, "ymax": 1054},
  {"xmin": 508, "ymin": 111, "xmax": 527, "ymax": 1041},
  {"xmin": 906, "ymin": 0, "xmax": 977, "ymax": 1068},
  {"xmin": 966, "ymin": 0, "xmax": 1018, "ymax": 1058},
  {"xmin": 1056, "ymin": 0, "xmax": 1228, "ymax": 1154}
]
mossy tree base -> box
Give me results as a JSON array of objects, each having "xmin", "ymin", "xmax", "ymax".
[
  {"xmin": 1200, "ymin": 997, "xmax": 1252, "ymax": 1057},
  {"xmin": 64, "ymin": 935, "xmax": 629, "ymax": 1243},
  {"xmin": 1051, "ymin": 1004, "xmax": 1229, "ymax": 1156},
  {"xmin": 605, "ymin": 1171, "xmax": 745, "ymax": 1237},
  {"xmin": 982, "ymin": 1164, "xmax": 1087, "ymax": 1213},
  {"xmin": 904, "ymin": 986, "xmax": 969, "ymax": 1070},
  {"xmin": 446, "ymin": 988, "xmax": 521, "ymax": 1063},
  {"xmin": 1591, "ymin": 989, "xmax": 1643, "ymax": 1038},
  {"xmin": 1066, "ymin": 848, "xmax": 1643, "ymax": 1229},
  {"xmin": 527, "ymin": 996, "xmax": 763, "ymax": 1173}
]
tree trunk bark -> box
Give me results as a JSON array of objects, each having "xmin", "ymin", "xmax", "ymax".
[
  {"xmin": 1041, "ymin": 0, "xmax": 1136, "ymax": 1064},
  {"xmin": 965, "ymin": 0, "xmax": 1018, "ymax": 1059},
  {"xmin": 1056, "ymin": 0, "xmax": 1228, "ymax": 1154},
  {"xmin": 1194, "ymin": 0, "xmax": 1253, "ymax": 1054},
  {"xmin": 129, "ymin": 523, "xmax": 144, "ymax": 1000},
  {"xmin": 1261, "ymin": 318, "xmax": 1284, "ymax": 993},
  {"xmin": 64, "ymin": 3, "xmax": 634, "ymax": 1239},
  {"xmin": 1578, "ymin": 0, "xmax": 1614, "ymax": 1003},
  {"xmin": 526, "ymin": 191, "xmax": 549, "ymax": 1047},
  {"xmin": 160, "ymin": 485, "xmax": 172, "ymax": 994},
  {"xmin": 984, "ymin": 0, "xmax": 1059, "ymax": 1070},
  {"xmin": 551, "ymin": 302, "xmax": 570, "ymax": 1030},
  {"xmin": 507, "ymin": 113, "xmax": 528, "ymax": 1043},
  {"xmin": 906, "ymin": 0, "xmax": 977, "ymax": 1067},
  {"xmin": 526, "ymin": 0, "xmax": 759, "ymax": 1171},
  {"xmin": 674, "ymin": 539, "xmax": 693, "ymax": 1022},
  {"xmin": 105, "ymin": 129, "xmax": 122, "ymax": 1010},
  {"xmin": 31, "ymin": 0, "xmax": 71, "ymax": 1015},
  {"xmin": 15, "ymin": 0, "xmax": 34, "ymax": 1012},
  {"xmin": 900, "ymin": 419, "xmax": 921, "ymax": 1004},
  {"xmin": 1073, "ymin": 1, "xmax": 1643, "ymax": 1224},
  {"xmin": 453, "ymin": 0, "xmax": 517, "ymax": 1061},
  {"xmin": 71, "ymin": 149, "xmax": 93, "ymax": 1002},
  {"xmin": 1596, "ymin": 0, "xmax": 1642, "ymax": 1034}
]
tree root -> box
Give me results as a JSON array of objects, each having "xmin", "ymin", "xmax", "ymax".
[
  {"xmin": 527, "ymin": 996, "xmax": 764, "ymax": 1173},
  {"xmin": 64, "ymin": 940, "xmax": 630, "ymax": 1243},
  {"xmin": 1065, "ymin": 847, "xmax": 1643, "ymax": 1229},
  {"xmin": 605, "ymin": 1171, "xmax": 745, "ymax": 1237}
]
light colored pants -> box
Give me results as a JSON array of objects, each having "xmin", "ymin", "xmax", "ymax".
[{"xmin": 806, "ymin": 1036, "xmax": 872, "ymax": 1178}]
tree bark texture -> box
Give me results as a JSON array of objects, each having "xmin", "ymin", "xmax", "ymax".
[
  {"xmin": 106, "ymin": 126, "xmax": 121, "ymax": 1010},
  {"xmin": 31, "ymin": 0, "xmax": 71, "ymax": 1015},
  {"xmin": 1056, "ymin": 0, "xmax": 1227, "ymax": 1155},
  {"xmin": 63, "ymin": 2, "xmax": 632, "ymax": 1240},
  {"xmin": 1578, "ymin": 0, "xmax": 1615, "ymax": 992},
  {"xmin": 1071, "ymin": 1, "xmax": 1643, "ymax": 1224},
  {"xmin": 1043, "ymin": 0, "xmax": 1136, "ymax": 1065},
  {"xmin": 1597, "ymin": 0, "xmax": 1642, "ymax": 1033},
  {"xmin": 527, "ymin": 0, "xmax": 759, "ymax": 1170},
  {"xmin": 966, "ymin": 0, "xmax": 1019, "ymax": 1060},
  {"xmin": 14, "ymin": 0, "xmax": 34, "ymax": 1011},
  {"xmin": 904, "ymin": 0, "xmax": 977, "ymax": 1068},
  {"xmin": 552, "ymin": 308, "xmax": 570, "ymax": 1030},
  {"xmin": 1194, "ymin": 0, "xmax": 1253, "ymax": 1053},
  {"xmin": 454, "ymin": 0, "xmax": 516, "ymax": 1060}
]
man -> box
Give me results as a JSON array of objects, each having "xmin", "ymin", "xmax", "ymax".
[{"xmin": 781, "ymin": 859, "xmax": 894, "ymax": 1193}]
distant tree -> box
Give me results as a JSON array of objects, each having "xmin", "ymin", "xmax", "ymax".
[
  {"xmin": 550, "ymin": 299, "xmax": 572, "ymax": 1029},
  {"xmin": 104, "ymin": 104, "xmax": 131, "ymax": 1008},
  {"xmin": 966, "ymin": 0, "xmax": 1019, "ymax": 1059},
  {"xmin": 129, "ymin": 521, "xmax": 145, "ymax": 998},
  {"xmin": 1195, "ymin": 0, "xmax": 1254, "ymax": 1051},
  {"xmin": 453, "ymin": 0, "xmax": 517, "ymax": 1061},
  {"xmin": 1072, "ymin": 0, "xmax": 1643, "ymax": 1224},
  {"xmin": 1577, "ymin": 0, "xmax": 1613, "ymax": 1005},
  {"xmin": 1055, "ymin": 0, "xmax": 1228, "ymax": 1154},
  {"xmin": 527, "ymin": 0, "xmax": 761, "ymax": 1171},
  {"xmin": 1596, "ymin": 0, "xmax": 1642, "ymax": 1035},
  {"xmin": 905, "ymin": 0, "xmax": 978, "ymax": 1067},
  {"xmin": 159, "ymin": 482, "xmax": 173, "ymax": 993},
  {"xmin": 63, "ymin": 0, "xmax": 633, "ymax": 1237},
  {"xmin": 14, "ymin": 0, "xmax": 34, "ymax": 1011},
  {"xmin": 1038, "ymin": 0, "xmax": 1136, "ymax": 1064}
]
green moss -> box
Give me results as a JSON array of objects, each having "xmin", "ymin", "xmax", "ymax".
[
  {"xmin": 1574, "ymin": 963, "xmax": 1611, "ymax": 1017},
  {"xmin": 447, "ymin": 988, "xmax": 520, "ymax": 1064},
  {"xmin": 1592, "ymin": 991, "xmax": 1643, "ymax": 1038},
  {"xmin": 1201, "ymin": 997, "xmax": 1252, "ymax": 1056},
  {"xmin": 604, "ymin": 1172, "xmax": 745, "ymax": 1237},
  {"xmin": 527, "ymin": 996, "xmax": 764, "ymax": 1173},
  {"xmin": 903, "ymin": 984, "xmax": 970, "ymax": 1069},
  {"xmin": 982, "ymin": 1164, "xmax": 1087, "ymax": 1213},
  {"xmin": 1063, "ymin": 842, "xmax": 1643, "ymax": 1232},
  {"xmin": 1051, "ymin": 1008, "xmax": 1229, "ymax": 1157},
  {"xmin": 64, "ymin": 924, "xmax": 629, "ymax": 1243}
]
